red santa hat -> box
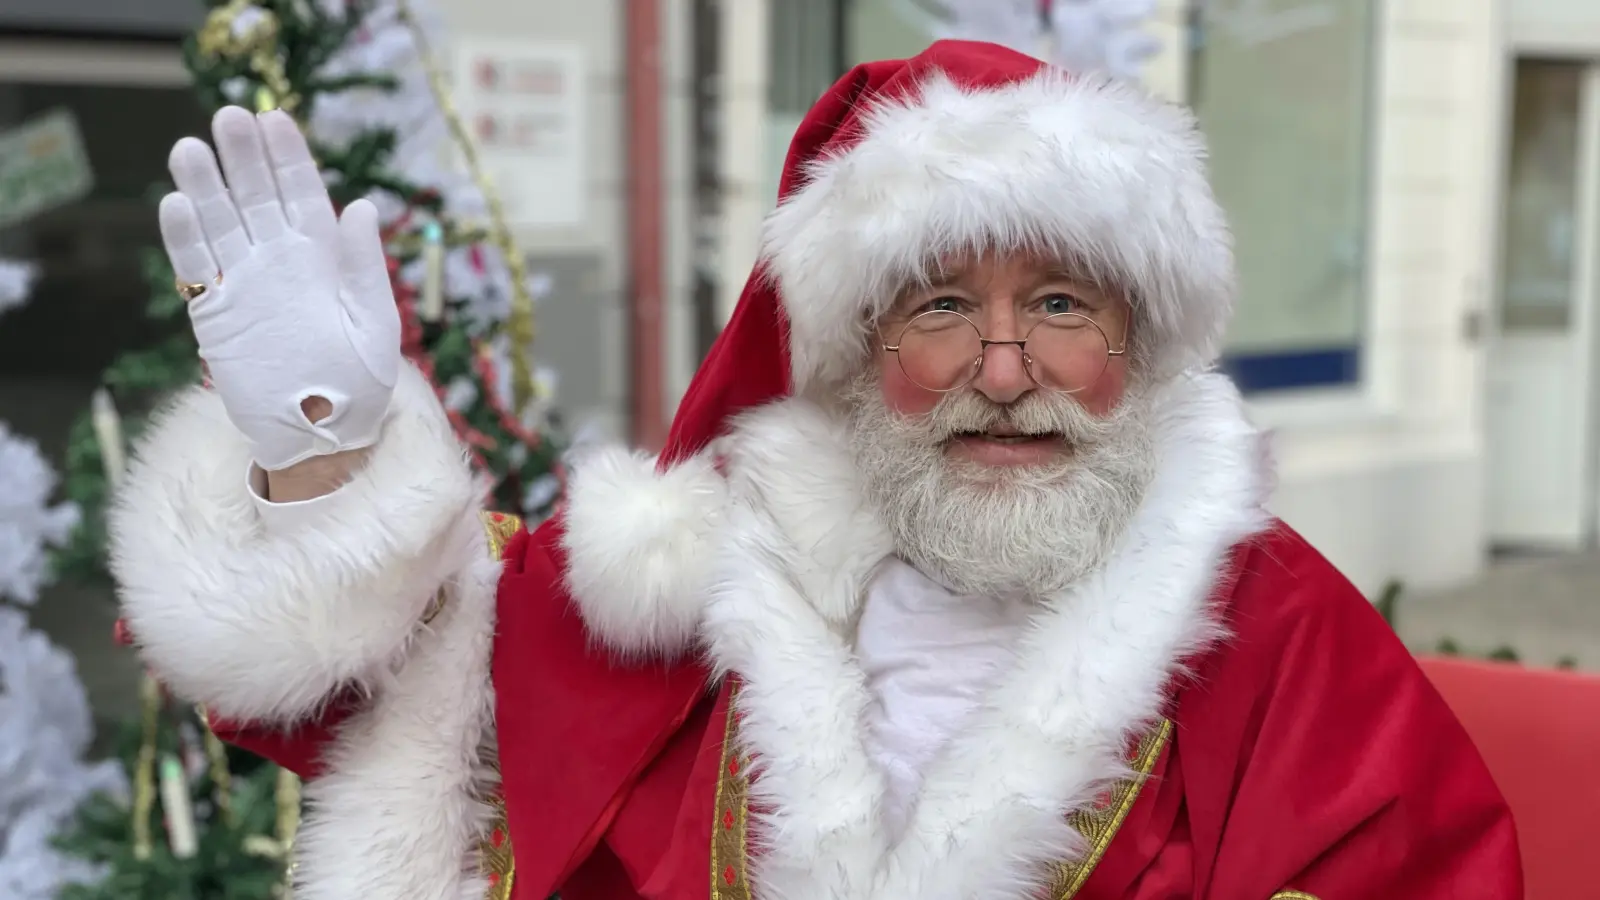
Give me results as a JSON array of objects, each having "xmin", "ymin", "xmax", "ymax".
[{"xmin": 663, "ymin": 38, "xmax": 1233, "ymax": 457}]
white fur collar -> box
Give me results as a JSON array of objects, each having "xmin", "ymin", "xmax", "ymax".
[{"xmin": 559, "ymin": 372, "xmax": 1270, "ymax": 900}]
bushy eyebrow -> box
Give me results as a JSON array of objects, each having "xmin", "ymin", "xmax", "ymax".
[{"xmin": 906, "ymin": 263, "xmax": 1095, "ymax": 294}]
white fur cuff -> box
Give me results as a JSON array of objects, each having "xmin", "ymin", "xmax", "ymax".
[
  {"xmin": 110, "ymin": 362, "xmax": 485, "ymax": 725},
  {"xmin": 559, "ymin": 446, "xmax": 728, "ymax": 659}
]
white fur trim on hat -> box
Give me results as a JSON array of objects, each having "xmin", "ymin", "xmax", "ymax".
[{"xmin": 760, "ymin": 68, "xmax": 1236, "ymax": 392}]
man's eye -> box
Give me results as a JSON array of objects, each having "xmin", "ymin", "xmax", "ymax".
[
  {"xmin": 919, "ymin": 296, "xmax": 963, "ymax": 314},
  {"xmin": 1040, "ymin": 293, "xmax": 1082, "ymax": 315}
]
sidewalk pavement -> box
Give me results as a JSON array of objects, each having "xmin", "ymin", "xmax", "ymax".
[{"xmin": 1395, "ymin": 551, "xmax": 1600, "ymax": 671}]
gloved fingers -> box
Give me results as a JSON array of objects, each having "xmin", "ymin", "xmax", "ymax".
[
  {"xmin": 336, "ymin": 198, "xmax": 402, "ymax": 384},
  {"xmin": 259, "ymin": 109, "xmax": 338, "ymax": 247},
  {"xmin": 159, "ymin": 192, "xmax": 221, "ymax": 291},
  {"xmin": 168, "ymin": 136, "xmax": 251, "ymax": 270},
  {"xmin": 212, "ymin": 106, "xmax": 291, "ymax": 245}
]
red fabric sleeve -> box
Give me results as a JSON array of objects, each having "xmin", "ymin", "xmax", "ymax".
[
  {"xmin": 117, "ymin": 615, "xmax": 356, "ymax": 780},
  {"xmin": 1187, "ymin": 527, "xmax": 1522, "ymax": 899},
  {"xmin": 206, "ymin": 694, "xmax": 361, "ymax": 780}
]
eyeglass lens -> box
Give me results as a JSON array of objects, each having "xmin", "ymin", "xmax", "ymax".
[{"xmin": 895, "ymin": 311, "xmax": 1111, "ymax": 393}]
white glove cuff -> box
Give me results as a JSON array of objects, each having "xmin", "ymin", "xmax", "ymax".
[{"xmin": 245, "ymin": 363, "xmax": 459, "ymax": 534}]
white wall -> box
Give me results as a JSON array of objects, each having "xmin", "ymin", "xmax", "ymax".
[
  {"xmin": 717, "ymin": 0, "xmax": 772, "ymax": 330},
  {"xmin": 437, "ymin": 0, "xmax": 634, "ymax": 441},
  {"xmin": 1235, "ymin": 0, "xmax": 1506, "ymax": 594},
  {"xmin": 662, "ymin": 0, "xmax": 699, "ymax": 415},
  {"xmin": 1511, "ymin": 0, "xmax": 1600, "ymax": 49}
]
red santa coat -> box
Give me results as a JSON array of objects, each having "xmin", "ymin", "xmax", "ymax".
[
  {"xmin": 219, "ymin": 387, "xmax": 1521, "ymax": 900},
  {"xmin": 222, "ymin": 523, "xmax": 1523, "ymax": 900},
  {"xmin": 116, "ymin": 38, "xmax": 1521, "ymax": 900}
]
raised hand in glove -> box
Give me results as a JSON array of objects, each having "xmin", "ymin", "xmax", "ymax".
[{"xmin": 161, "ymin": 106, "xmax": 400, "ymax": 474}]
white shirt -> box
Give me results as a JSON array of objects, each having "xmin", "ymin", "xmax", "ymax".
[{"xmin": 855, "ymin": 558, "xmax": 1032, "ymax": 840}]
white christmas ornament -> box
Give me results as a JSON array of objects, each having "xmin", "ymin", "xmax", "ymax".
[
  {"xmin": 0, "ymin": 424, "xmax": 79, "ymax": 606},
  {"xmin": 926, "ymin": 0, "xmax": 1161, "ymax": 81},
  {"xmin": 0, "ymin": 259, "xmax": 39, "ymax": 318}
]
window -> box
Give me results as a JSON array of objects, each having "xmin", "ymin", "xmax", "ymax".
[
  {"xmin": 763, "ymin": 0, "xmax": 849, "ymax": 209},
  {"xmin": 1189, "ymin": 0, "xmax": 1379, "ymax": 392}
]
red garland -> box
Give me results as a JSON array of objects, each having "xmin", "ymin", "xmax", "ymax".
[
  {"xmin": 382, "ymin": 239, "xmax": 493, "ymax": 467},
  {"xmin": 378, "ymin": 213, "xmax": 551, "ymax": 497},
  {"xmin": 386, "ymin": 253, "xmax": 427, "ymax": 363},
  {"xmin": 471, "ymin": 345, "xmax": 543, "ymax": 450}
]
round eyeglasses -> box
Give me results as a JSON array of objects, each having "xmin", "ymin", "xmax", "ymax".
[{"xmin": 881, "ymin": 310, "xmax": 1126, "ymax": 394}]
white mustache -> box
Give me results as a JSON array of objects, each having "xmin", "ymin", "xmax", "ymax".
[{"xmin": 902, "ymin": 388, "xmax": 1118, "ymax": 449}]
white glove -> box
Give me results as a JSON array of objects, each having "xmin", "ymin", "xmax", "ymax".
[{"xmin": 159, "ymin": 106, "xmax": 401, "ymax": 471}]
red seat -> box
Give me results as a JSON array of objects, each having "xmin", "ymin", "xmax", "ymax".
[{"xmin": 1417, "ymin": 655, "xmax": 1600, "ymax": 899}]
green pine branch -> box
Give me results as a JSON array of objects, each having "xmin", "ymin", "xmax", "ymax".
[{"xmin": 53, "ymin": 710, "xmax": 288, "ymax": 900}]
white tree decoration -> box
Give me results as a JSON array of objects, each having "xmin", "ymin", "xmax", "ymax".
[
  {"xmin": 0, "ymin": 607, "xmax": 127, "ymax": 899},
  {"xmin": 0, "ymin": 429, "xmax": 125, "ymax": 899},
  {"xmin": 0, "ymin": 425, "xmax": 79, "ymax": 606},
  {"xmin": 903, "ymin": 0, "xmax": 1162, "ymax": 81},
  {"xmin": 0, "ymin": 259, "xmax": 39, "ymax": 318}
]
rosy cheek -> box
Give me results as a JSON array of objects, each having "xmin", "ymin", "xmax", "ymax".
[
  {"xmin": 1075, "ymin": 358, "xmax": 1128, "ymax": 417},
  {"xmin": 879, "ymin": 355, "xmax": 942, "ymax": 416}
]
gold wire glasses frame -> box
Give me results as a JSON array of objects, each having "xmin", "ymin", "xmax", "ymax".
[{"xmin": 881, "ymin": 310, "xmax": 1127, "ymax": 394}]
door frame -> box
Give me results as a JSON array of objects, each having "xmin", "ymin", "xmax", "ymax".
[{"xmin": 1485, "ymin": 50, "xmax": 1600, "ymax": 549}]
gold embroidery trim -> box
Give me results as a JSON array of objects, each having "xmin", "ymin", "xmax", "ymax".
[
  {"xmin": 1270, "ymin": 892, "xmax": 1320, "ymax": 900},
  {"xmin": 478, "ymin": 511, "xmax": 522, "ymax": 900},
  {"xmin": 481, "ymin": 510, "xmax": 522, "ymax": 558},
  {"xmin": 1049, "ymin": 717, "xmax": 1174, "ymax": 899},
  {"xmin": 708, "ymin": 699, "xmax": 1171, "ymax": 900},
  {"xmin": 710, "ymin": 684, "xmax": 751, "ymax": 900}
]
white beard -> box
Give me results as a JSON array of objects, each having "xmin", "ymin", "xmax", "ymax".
[{"xmin": 842, "ymin": 372, "xmax": 1157, "ymax": 598}]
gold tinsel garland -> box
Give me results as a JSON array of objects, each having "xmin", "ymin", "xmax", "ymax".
[
  {"xmin": 395, "ymin": 0, "xmax": 541, "ymax": 412},
  {"xmin": 102, "ymin": 388, "xmax": 300, "ymax": 867},
  {"xmin": 197, "ymin": 0, "xmax": 299, "ymax": 114},
  {"xmin": 130, "ymin": 675, "xmax": 161, "ymax": 860}
]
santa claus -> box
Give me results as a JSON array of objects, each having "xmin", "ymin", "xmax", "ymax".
[{"xmin": 110, "ymin": 40, "xmax": 1519, "ymax": 900}]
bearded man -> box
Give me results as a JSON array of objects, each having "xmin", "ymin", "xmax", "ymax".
[{"xmin": 109, "ymin": 40, "xmax": 1520, "ymax": 900}]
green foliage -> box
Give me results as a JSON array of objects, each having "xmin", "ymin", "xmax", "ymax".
[
  {"xmin": 1373, "ymin": 578, "xmax": 1403, "ymax": 628},
  {"xmin": 1487, "ymin": 645, "xmax": 1521, "ymax": 663},
  {"xmin": 54, "ymin": 710, "xmax": 287, "ymax": 900}
]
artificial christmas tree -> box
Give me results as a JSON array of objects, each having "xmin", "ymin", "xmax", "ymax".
[
  {"xmin": 43, "ymin": 0, "xmax": 564, "ymax": 894},
  {"xmin": 56, "ymin": 0, "xmax": 565, "ymax": 586}
]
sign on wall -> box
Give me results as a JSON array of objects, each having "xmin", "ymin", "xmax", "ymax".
[
  {"xmin": 0, "ymin": 109, "xmax": 94, "ymax": 229},
  {"xmin": 451, "ymin": 38, "xmax": 587, "ymax": 228}
]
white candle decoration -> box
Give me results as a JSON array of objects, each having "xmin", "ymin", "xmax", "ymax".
[
  {"xmin": 90, "ymin": 388, "xmax": 126, "ymax": 487},
  {"xmin": 420, "ymin": 220, "xmax": 445, "ymax": 321},
  {"xmin": 159, "ymin": 753, "xmax": 199, "ymax": 859}
]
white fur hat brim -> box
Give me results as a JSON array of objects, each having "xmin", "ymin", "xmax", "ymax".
[{"xmin": 759, "ymin": 43, "xmax": 1235, "ymax": 392}]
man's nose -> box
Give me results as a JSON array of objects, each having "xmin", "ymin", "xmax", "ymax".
[{"xmin": 971, "ymin": 329, "xmax": 1033, "ymax": 405}]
